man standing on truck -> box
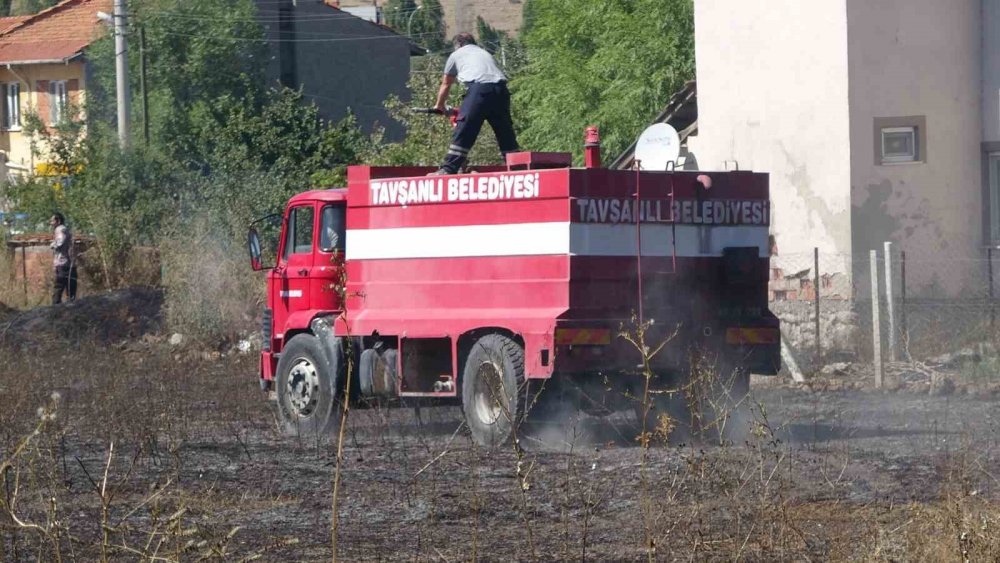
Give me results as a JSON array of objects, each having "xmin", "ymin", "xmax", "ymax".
[
  {"xmin": 49, "ymin": 212, "xmax": 77, "ymax": 304},
  {"xmin": 430, "ymin": 33, "xmax": 519, "ymax": 175}
]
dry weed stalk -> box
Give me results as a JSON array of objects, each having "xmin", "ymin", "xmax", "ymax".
[{"xmin": 619, "ymin": 315, "xmax": 678, "ymax": 561}]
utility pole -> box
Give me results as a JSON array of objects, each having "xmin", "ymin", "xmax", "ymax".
[
  {"xmin": 139, "ymin": 25, "xmax": 149, "ymax": 146},
  {"xmin": 114, "ymin": 0, "xmax": 131, "ymax": 148}
]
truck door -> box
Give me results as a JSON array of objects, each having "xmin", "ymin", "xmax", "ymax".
[
  {"xmin": 272, "ymin": 204, "xmax": 316, "ymax": 339},
  {"xmin": 313, "ymin": 203, "xmax": 347, "ymax": 311}
]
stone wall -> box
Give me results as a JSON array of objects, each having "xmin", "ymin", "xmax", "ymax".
[{"xmin": 770, "ymin": 300, "xmax": 860, "ymax": 370}]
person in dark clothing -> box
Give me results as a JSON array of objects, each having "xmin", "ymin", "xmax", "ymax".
[
  {"xmin": 49, "ymin": 212, "xmax": 77, "ymax": 304},
  {"xmin": 430, "ymin": 33, "xmax": 519, "ymax": 175}
]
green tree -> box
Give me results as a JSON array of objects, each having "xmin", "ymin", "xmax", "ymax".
[
  {"xmin": 372, "ymin": 55, "xmax": 503, "ymax": 168},
  {"xmin": 9, "ymin": 0, "xmax": 55, "ymax": 15},
  {"xmin": 513, "ymin": 0, "xmax": 694, "ymax": 162},
  {"xmin": 384, "ymin": 0, "xmax": 446, "ymax": 53},
  {"xmin": 475, "ymin": 16, "xmax": 525, "ymax": 75}
]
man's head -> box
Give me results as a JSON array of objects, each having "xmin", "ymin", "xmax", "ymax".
[
  {"xmin": 50, "ymin": 212, "xmax": 64, "ymax": 228},
  {"xmin": 453, "ymin": 32, "xmax": 476, "ymax": 49}
]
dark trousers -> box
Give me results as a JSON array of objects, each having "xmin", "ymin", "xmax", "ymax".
[
  {"xmin": 441, "ymin": 81, "xmax": 519, "ymax": 173},
  {"xmin": 53, "ymin": 264, "xmax": 77, "ymax": 305}
]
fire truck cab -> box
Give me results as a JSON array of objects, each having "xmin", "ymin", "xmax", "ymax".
[{"xmin": 249, "ymin": 146, "xmax": 780, "ymax": 446}]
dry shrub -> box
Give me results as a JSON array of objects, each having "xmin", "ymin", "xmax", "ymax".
[
  {"xmin": 0, "ymin": 244, "xmax": 49, "ymax": 309},
  {"xmin": 159, "ymin": 218, "xmax": 262, "ymax": 346}
]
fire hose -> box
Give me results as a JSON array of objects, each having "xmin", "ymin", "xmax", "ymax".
[{"xmin": 410, "ymin": 106, "xmax": 459, "ymax": 128}]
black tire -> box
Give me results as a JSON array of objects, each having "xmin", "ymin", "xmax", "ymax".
[
  {"xmin": 274, "ymin": 334, "xmax": 343, "ymax": 436},
  {"xmin": 461, "ymin": 334, "xmax": 526, "ymax": 447}
]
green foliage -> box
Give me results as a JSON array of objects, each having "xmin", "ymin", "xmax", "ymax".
[
  {"xmin": 371, "ymin": 56, "xmax": 503, "ymax": 168},
  {"xmin": 475, "ymin": 16, "xmax": 526, "ymax": 75},
  {"xmin": 8, "ymin": 0, "xmax": 56, "ymax": 16},
  {"xmin": 384, "ymin": 0, "xmax": 447, "ymax": 53},
  {"xmin": 513, "ymin": 0, "xmax": 695, "ymax": 162},
  {"xmin": 476, "ymin": 17, "xmax": 507, "ymax": 55}
]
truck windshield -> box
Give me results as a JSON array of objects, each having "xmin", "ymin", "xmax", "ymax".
[{"xmin": 320, "ymin": 205, "xmax": 346, "ymax": 253}]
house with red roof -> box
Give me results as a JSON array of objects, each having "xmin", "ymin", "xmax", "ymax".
[{"xmin": 0, "ymin": 0, "xmax": 111, "ymax": 179}]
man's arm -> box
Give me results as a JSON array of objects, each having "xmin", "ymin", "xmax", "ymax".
[
  {"xmin": 51, "ymin": 226, "xmax": 64, "ymax": 250},
  {"xmin": 434, "ymin": 74, "xmax": 456, "ymax": 112}
]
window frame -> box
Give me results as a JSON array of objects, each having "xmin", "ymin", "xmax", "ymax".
[
  {"xmin": 3, "ymin": 82, "xmax": 20, "ymax": 130},
  {"xmin": 880, "ymin": 126, "xmax": 917, "ymax": 164},
  {"xmin": 874, "ymin": 116, "xmax": 927, "ymax": 166},
  {"xmin": 48, "ymin": 80, "xmax": 68, "ymax": 124},
  {"xmin": 282, "ymin": 205, "xmax": 315, "ymax": 259}
]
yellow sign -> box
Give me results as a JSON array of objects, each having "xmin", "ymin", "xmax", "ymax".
[{"xmin": 34, "ymin": 162, "xmax": 83, "ymax": 176}]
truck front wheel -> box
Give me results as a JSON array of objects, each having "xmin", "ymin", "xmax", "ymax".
[
  {"xmin": 274, "ymin": 334, "xmax": 342, "ymax": 436},
  {"xmin": 461, "ymin": 334, "xmax": 526, "ymax": 447}
]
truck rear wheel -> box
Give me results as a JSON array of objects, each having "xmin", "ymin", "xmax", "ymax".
[
  {"xmin": 274, "ymin": 334, "xmax": 343, "ymax": 436},
  {"xmin": 461, "ymin": 334, "xmax": 526, "ymax": 447}
]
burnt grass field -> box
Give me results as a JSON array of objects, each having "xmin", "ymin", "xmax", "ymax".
[{"xmin": 3, "ymin": 296, "xmax": 1000, "ymax": 561}]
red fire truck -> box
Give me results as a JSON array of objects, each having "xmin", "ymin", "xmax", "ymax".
[{"xmin": 248, "ymin": 136, "xmax": 780, "ymax": 446}]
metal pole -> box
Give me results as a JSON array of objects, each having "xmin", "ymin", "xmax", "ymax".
[
  {"xmin": 635, "ymin": 166, "xmax": 643, "ymax": 326},
  {"xmin": 406, "ymin": 5, "xmax": 422, "ymax": 36},
  {"xmin": 871, "ymin": 250, "xmax": 883, "ymax": 388},
  {"xmin": 139, "ymin": 25, "xmax": 149, "ymax": 146},
  {"xmin": 900, "ymin": 250, "xmax": 908, "ymax": 352},
  {"xmin": 814, "ymin": 247, "xmax": 821, "ymax": 362},
  {"xmin": 114, "ymin": 0, "xmax": 131, "ymax": 148},
  {"xmin": 884, "ymin": 242, "xmax": 896, "ymax": 362}
]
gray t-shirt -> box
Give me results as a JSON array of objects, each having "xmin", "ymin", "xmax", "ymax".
[{"xmin": 444, "ymin": 45, "xmax": 507, "ymax": 85}]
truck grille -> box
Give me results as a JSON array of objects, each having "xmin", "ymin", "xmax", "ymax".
[{"xmin": 262, "ymin": 308, "xmax": 272, "ymax": 352}]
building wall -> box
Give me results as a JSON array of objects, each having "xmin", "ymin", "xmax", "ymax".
[
  {"xmin": 689, "ymin": 0, "xmax": 853, "ymax": 264},
  {"xmin": 336, "ymin": 0, "xmax": 525, "ymax": 35},
  {"xmin": 847, "ymin": 0, "xmax": 982, "ymax": 296},
  {"xmin": 448, "ymin": 0, "xmax": 524, "ymax": 35},
  {"xmin": 257, "ymin": 0, "xmax": 411, "ymax": 140},
  {"xmin": 983, "ymin": 0, "xmax": 1000, "ymax": 144},
  {"xmin": 0, "ymin": 62, "xmax": 86, "ymax": 177}
]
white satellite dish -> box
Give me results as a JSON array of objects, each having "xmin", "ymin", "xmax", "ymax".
[{"xmin": 634, "ymin": 123, "xmax": 681, "ymax": 171}]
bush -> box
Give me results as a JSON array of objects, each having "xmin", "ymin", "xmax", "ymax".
[{"xmin": 159, "ymin": 217, "xmax": 262, "ymax": 347}]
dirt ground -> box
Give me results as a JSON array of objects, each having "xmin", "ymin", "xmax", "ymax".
[{"xmin": 2, "ymin": 295, "xmax": 1000, "ymax": 561}]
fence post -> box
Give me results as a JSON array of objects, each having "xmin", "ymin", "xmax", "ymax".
[
  {"xmin": 21, "ymin": 244, "xmax": 27, "ymax": 302},
  {"xmin": 990, "ymin": 248, "xmax": 995, "ymax": 333},
  {"xmin": 871, "ymin": 249, "xmax": 883, "ymax": 388},
  {"xmin": 884, "ymin": 242, "xmax": 896, "ymax": 362},
  {"xmin": 900, "ymin": 250, "xmax": 907, "ymax": 354},
  {"xmin": 814, "ymin": 247, "xmax": 821, "ymax": 362}
]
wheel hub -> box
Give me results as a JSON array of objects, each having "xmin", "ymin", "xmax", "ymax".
[
  {"xmin": 286, "ymin": 357, "xmax": 320, "ymax": 417},
  {"xmin": 473, "ymin": 361, "xmax": 506, "ymax": 425}
]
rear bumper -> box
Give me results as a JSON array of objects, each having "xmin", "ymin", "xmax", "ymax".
[{"xmin": 549, "ymin": 321, "xmax": 781, "ymax": 377}]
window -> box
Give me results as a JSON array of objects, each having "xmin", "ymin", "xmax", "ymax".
[
  {"xmin": 49, "ymin": 80, "xmax": 68, "ymax": 124},
  {"xmin": 874, "ymin": 116, "xmax": 926, "ymax": 165},
  {"xmin": 881, "ymin": 127, "xmax": 917, "ymax": 163},
  {"xmin": 319, "ymin": 205, "xmax": 346, "ymax": 253},
  {"xmin": 3, "ymin": 83, "xmax": 19, "ymax": 129},
  {"xmin": 282, "ymin": 206, "xmax": 316, "ymax": 260}
]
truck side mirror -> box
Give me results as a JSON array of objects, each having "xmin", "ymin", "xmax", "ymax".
[
  {"xmin": 248, "ymin": 213, "xmax": 283, "ymax": 271},
  {"xmin": 248, "ymin": 227, "xmax": 266, "ymax": 271}
]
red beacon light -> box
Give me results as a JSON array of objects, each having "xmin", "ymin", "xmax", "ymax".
[{"xmin": 584, "ymin": 126, "xmax": 602, "ymax": 169}]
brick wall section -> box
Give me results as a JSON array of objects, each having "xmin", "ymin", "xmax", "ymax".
[
  {"xmin": 36, "ymin": 79, "xmax": 49, "ymax": 124},
  {"xmin": 335, "ymin": 0, "xmax": 524, "ymax": 35},
  {"xmin": 450, "ymin": 0, "xmax": 524, "ymax": 35}
]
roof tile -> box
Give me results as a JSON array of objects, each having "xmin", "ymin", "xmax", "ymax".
[{"xmin": 0, "ymin": 0, "xmax": 112, "ymax": 65}]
